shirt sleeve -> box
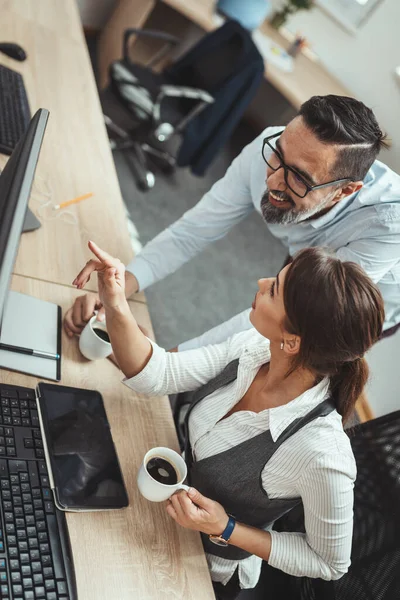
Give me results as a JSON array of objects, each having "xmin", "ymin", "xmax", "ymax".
[
  {"xmin": 336, "ymin": 206, "xmax": 400, "ymax": 283},
  {"xmin": 123, "ymin": 336, "xmax": 237, "ymax": 397},
  {"xmin": 178, "ymin": 308, "xmax": 252, "ymax": 351},
  {"xmin": 268, "ymin": 452, "xmax": 356, "ymax": 581},
  {"xmin": 125, "ymin": 135, "xmax": 260, "ymax": 291}
]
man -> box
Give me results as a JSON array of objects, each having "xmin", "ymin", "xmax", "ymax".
[{"xmin": 64, "ymin": 95, "xmax": 400, "ymax": 349}]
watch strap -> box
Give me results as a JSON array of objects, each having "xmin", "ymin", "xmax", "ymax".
[{"xmin": 220, "ymin": 515, "xmax": 236, "ymax": 542}]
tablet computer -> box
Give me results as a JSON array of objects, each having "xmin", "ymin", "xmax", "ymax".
[{"xmin": 37, "ymin": 383, "xmax": 129, "ymax": 511}]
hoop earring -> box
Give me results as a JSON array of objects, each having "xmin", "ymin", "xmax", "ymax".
[{"xmin": 280, "ymin": 342, "xmax": 284, "ymax": 350}]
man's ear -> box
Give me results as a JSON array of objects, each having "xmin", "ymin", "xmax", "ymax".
[
  {"xmin": 333, "ymin": 181, "xmax": 363, "ymax": 203},
  {"xmin": 282, "ymin": 334, "xmax": 301, "ymax": 357}
]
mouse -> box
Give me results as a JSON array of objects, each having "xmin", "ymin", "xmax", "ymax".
[{"xmin": 0, "ymin": 42, "xmax": 27, "ymax": 62}]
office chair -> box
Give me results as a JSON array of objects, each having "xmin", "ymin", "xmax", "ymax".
[
  {"xmin": 100, "ymin": 21, "xmax": 264, "ymax": 190},
  {"xmin": 274, "ymin": 410, "xmax": 400, "ymax": 600}
]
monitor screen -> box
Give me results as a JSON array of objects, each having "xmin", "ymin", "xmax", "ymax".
[{"xmin": 0, "ymin": 108, "xmax": 48, "ymax": 328}]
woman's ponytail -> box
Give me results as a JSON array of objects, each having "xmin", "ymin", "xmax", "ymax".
[{"xmin": 329, "ymin": 358, "xmax": 370, "ymax": 423}]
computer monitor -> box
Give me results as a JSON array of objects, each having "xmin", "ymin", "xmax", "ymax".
[{"xmin": 0, "ymin": 108, "xmax": 48, "ymax": 325}]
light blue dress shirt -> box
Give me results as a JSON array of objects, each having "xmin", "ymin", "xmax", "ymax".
[{"xmin": 127, "ymin": 126, "xmax": 400, "ymax": 349}]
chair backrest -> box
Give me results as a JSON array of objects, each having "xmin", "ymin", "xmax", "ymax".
[
  {"xmin": 275, "ymin": 410, "xmax": 400, "ymax": 600},
  {"xmin": 166, "ymin": 19, "xmax": 259, "ymax": 92}
]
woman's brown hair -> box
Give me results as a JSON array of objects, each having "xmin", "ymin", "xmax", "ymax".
[{"xmin": 283, "ymin": 248, "xmax": 385, "ymax": 422}]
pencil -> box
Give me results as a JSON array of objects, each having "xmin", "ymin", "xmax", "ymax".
[
  {"xmin": 0, "ymin": 343, "xmax": 60, "ymax": 361},
  {"xmin": 53, "ymin": 192, "xmax": 94, "ymax": 210}
]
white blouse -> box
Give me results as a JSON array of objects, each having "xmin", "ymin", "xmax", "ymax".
[{"xmin": 124, "ymin": 328, "xmax": 356, "ymax": 590}]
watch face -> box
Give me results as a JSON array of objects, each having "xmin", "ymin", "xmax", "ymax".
[{"xmin": 209, "ymin": 535, "xmax": 229, "ymax": 547}]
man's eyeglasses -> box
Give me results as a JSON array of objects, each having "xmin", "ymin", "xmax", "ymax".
[{"xmin": 262, "ymin": 131, "xmax": 352, "ymax": 199}]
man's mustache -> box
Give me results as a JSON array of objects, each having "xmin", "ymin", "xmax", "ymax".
[{"xmin": 262, "ymin": 189, "xmax": 295, "ymax": 206}]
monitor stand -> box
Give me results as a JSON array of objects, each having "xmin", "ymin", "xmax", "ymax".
[{"xmin": 23, "ymin": 208, "xmax": 41, "ymax": 233}]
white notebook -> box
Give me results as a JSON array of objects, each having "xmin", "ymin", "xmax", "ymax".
[{"xmin": 0, "ymin": 291, "xmax": 61, "ymax": 381}]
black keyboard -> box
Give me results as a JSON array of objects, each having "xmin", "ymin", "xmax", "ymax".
[
  {"xmin": 0, "ymin": 384, "xmax": 77, "ymax": 600},
  {"xmin": 0, "ymin": 65, "xmax": 31, "ymax": 155}
]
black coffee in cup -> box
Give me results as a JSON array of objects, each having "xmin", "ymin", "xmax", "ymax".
[
  {"xmin": 93, "ymin": 328, "xmax": 110, "ymax": 343},
  {"xmin": 146, "ymin": 457, "xmax": 179, "ymax": 485}
]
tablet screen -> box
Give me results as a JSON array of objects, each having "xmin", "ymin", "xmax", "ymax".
[{"xmin": 37, "ymin": 383, "xmax": 129, "ymax": 510}]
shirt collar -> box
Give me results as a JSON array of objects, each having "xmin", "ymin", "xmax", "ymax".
[
  {"xmin": 267, "ymin": 377, "xmax": 331, "ymax": 442},
  {"xmin": 309, "ymin": 192, "xmax": 357, "ymax": 229}
]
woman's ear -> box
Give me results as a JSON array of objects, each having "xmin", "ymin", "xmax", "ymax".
[{"xmin": 282, "ymin": 334, "xmax": 301, "ymax": 357}]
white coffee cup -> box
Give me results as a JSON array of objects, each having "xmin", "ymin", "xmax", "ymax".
[
  {"xmin": 137, "ymin": 447, "xmax": 190, "ymax": 502},
  {"xmin": 78, "ymin": 315, "xmax": 112, "ymax": 361}
]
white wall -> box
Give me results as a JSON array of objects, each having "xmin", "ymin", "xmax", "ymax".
[
  {"xmin": 284, "ymin": 0, "xmax": 400, "ymax": 171},
  {"xmin": 365, "ymin": 330, "xmax": 400, "ymax": 417}
]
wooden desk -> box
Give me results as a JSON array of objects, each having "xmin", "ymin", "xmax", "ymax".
[
  {"xmin": 6, "ymin": 275, "xmax": 213, "ymax": 600},
  {"xmin": 98, "ymin": 0, "xmax": 351, "ymax": 108},
  {"xmin": 0, "ymin": 0, "xmax": 138, "ymax": 295}
]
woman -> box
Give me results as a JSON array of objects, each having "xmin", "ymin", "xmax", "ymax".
[{"xmin": 73, "ymin": 242, "xmax": 384, "ymax": 599}]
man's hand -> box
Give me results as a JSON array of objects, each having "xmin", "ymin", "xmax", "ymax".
[
  {"xmin": 64, "ymin": 294, "xmax": 102, "ymax": 338},
  {"xmin": 166, "ymin": 487, "xmax": 228, "ymax": 536}
]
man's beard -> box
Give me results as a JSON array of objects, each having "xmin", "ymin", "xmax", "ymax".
[{"xmin": 260, "ymin": 188, "xmax": 334, "ymax": 225}]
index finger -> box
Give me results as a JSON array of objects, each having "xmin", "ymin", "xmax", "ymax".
[{"xmin": 88, "ymin": 240, "xmax": 116, "ymax": 266}]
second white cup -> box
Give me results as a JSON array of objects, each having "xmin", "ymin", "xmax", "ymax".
[
  {"xmin": 78, "ymin": 314, "xmax": 112, "ymax": 361},
  {"xmin": 137, "ymin": 447, "xmax": 190, "ymax": 502}
]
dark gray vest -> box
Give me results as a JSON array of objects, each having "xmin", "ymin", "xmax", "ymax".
[{"xmin": 183, "ymin": 359, "xmax": 335, "ymax": 561}]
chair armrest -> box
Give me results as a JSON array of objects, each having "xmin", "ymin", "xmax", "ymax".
[
  {"xmin": 123, "ymin": 28, "xmax": 180, "ymax": 62},
  {"xmin": 160, "ymin": 85, "xmax": 214, "ymax": 105}
]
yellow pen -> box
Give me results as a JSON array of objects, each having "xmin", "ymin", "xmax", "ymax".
[{"xmin": 53, "ymin": 192, "xmax": 94, "ymax": 210}]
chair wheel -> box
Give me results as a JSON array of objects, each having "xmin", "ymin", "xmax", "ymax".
[{"xmin": 137, "ymin": 172, "xmax": 155, "ymax": 191}]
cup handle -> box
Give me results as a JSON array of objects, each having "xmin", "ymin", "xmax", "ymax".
[{"xmin": 177, "ymin": 484, "xmax": 190, "ymax": 492}]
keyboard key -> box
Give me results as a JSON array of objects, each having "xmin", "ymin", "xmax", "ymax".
[
  {"xmin": 35, "ymin": 440, "xmax": 43, "ymax": 449},
  {"xmin": 38, "ymin": 462, "xmax": 47, "ymax": 474},
  {"xmin": 0, "ymin": 437, "xmax": 4, "ymax": 446},
  {"xmin": 3, "ymin": 417, "xmax": 11, "ymax": 425},
  {"xmin": 0, "ymin": 459, "xmax": 9, "ymax": 476},
  {"xmin": 2, "ymin": 408, "xmax": 10, "ymax": 415},
  {"xmin": 18, "ymin": 541, "xmax": 28, "ymax": 551},
  {"xmin": 0, "ymin": 570, "xmax": 7, "ymax": 581},
  {"xmin": 10, "ymin": 558, "xmax": 19, "ymax": 570},
  {"xmin": 25, "ymin": 515, "xmax": 35, "ymax": 526},
  {"xmin": 19, "ymin": 390, "xmax": 35, "ymax": 401},
  {"xmin": 13, "ymin": 495, "xmax": 22, "ymax": 506},
  {"xmin": 33, "ymin": 573, "xmax": 43, "ymax": 584},
  {"xmin": 12, "ymin": 418, "xmax": 21, "ymax": 426},
  {"xmin": 0, "ymin": 559, "xmax": 5, "ymax": 569},
  {"xmin": 1, "ymin": 490, "xmax": 10, "ymax": 499},
  {"xmin": 0, "ymin": 583, "xmax": 8, "ymax": 595},
  {"xmin": 35, "ymin": 585, "xmax": 46, "ymax": 597},
  {"xmin": 23, "ymin": 438, "xmax": 33, "ymax": 448},
  {"xmin": 31, "ymin": 561, "xmax": 41, "ymax": 573},
  {"xmin": 14, "ymin": 507, "xmax": 23, "ymax": 517},
  {"xmin": 1, "ymin": 389, "xmax": 17, "ymax": 399},
  {"xmin": 22, "ymin": 418, "xmax": 31, "ymax": 426},
  {"xmin": 32, "ymin": 489, "xmax": 41, "ymax": 498},
  {"xmin": 24, "ymin": 504, "xmax": 33, "ymax": 515},
  {"xmin": 11, "ymin": 571, "xmax": 21, "ymax": 583},
  {"xmin": 4, "ymin": 428, "xmax": 12, "ymax": 437},
  {"xmin": 15, "ymin": 518, "xmax": 25, "ymax": 528},
  {"xmin": 41, "ymin": 554, "xmax": 51, "ymax": 566},
  {"xmin": 39, "ymin": 543, "xmax": 49, "ymax": 553},
  {"xmin": 6, "ymin": 446, "xmax": 16, "ymax": 456},
  {"xmin": 33, "ymin": 429, "xmax": 41, "ymax": 439},
  {"xmin": 44, "ymin": 501, "xmax": 54, "ymax": 514},
  {"xmin": 57, "ymin": 580, "xmax": 68, "ymax": 594},
  {"xmin": 47, "ymin": 592, "xmax": 57, "ymax": 600},
  {"xmin": 27, "ymin": 527, "xmax": 36, "ymax": 537},
  {"xmin": 20, "ymin": 553, "xmax": 29, "ymax": 564},
  {"xmin": 9, "ymin": 460, "xmax": 27, "ymax": 473},
  {"xmin": 21, "ymin": 564, "xmax": 31, "ymax": 576},
  {"xmin": 4, "ymin": 512, "xmax": 13, "ymax": 522},
  {"xmin": 22, "ymin": 577, "xmax": 33, "ymax": 588},
  {"xmin": 12, "ymin": 583, "xmax": 23, "ymax": 594},
  {"xmin": 20, "ymin": 483, "xmax": 30, "ymax": 493},
  {"xmin": 28, "ymin": 463, "xmax": 39, "ymax": 487},
  {"xmin": 10, "ymin": 399, "xmax": 18, "ymax": 408},
  {"xmin": 0, "ymin": 447, "xmax": 6, "ymax": 456},
  {"xmin": 42, "ymin": 489, "xmax": 51, "ymax": 500},
  {"xmin": 19, "ymin": 473, "xmax": 28, "ymax": 483},
  {"xmin": 43, "ymin": 567, "xmax": 53, "ymax": 578},
  {"xmin": 7, "ymin": 535, "xmax": 16, "ymax": 546},
  {"xmin": 28, "ymin": 538, "xmax": 38, "ymax": 549},
  {"xmin": 12, "ymin": 485, "xmax": 21, "ymax": 494},
  {"xmin": 11, "ymin": 408, "xmax": 20, "ymax": 417},
  {"xmin": 35, "ymin": 449, "xmax": 44, "ymax": 458},
  {"xmin": 20, "ymin": 401, "xmax": 28, "ymax": 408},
  {"xmin": 8, "ymin": 546, "xmax": 17, "ymax": 557},
  {"xmin": 38, "ymin": 532, "xmax": 48, "ymax": 542},
  {"xmin": 22, "ymin": 493, "xmax": 32, "ymax": 503},
  {"xmin": 36, "ymin": 521, "xmax": 46, "ymax": 532},
  {"xmin": 24, "ymin": 591, "xmax": 34, "ymax": 600},
  {"xmin": 30, "ymin": 549, "xmax": 39, "ymax": 561}
]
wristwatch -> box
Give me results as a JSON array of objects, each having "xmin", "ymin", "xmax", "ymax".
[{"xmin": 209, "ymin": 516, "xmax": 236, "ymax": 547}]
